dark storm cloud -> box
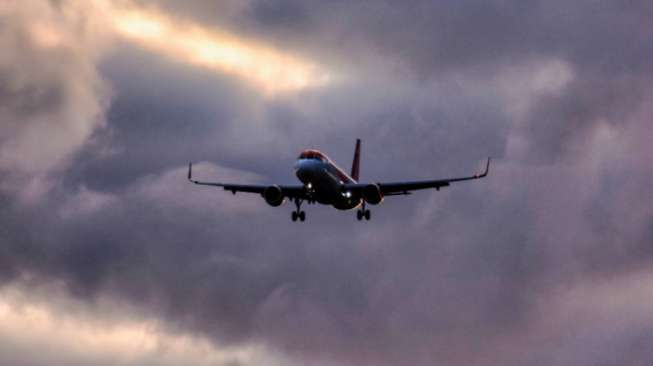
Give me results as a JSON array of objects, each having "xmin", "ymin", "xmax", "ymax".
[{"xmin": 2, "ymin": 1, "xmax": 653, "ymax": 365}]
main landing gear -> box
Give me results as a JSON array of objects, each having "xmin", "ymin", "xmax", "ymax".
[
  {"xmin": 291, "ymin": 198, "xmax": 306, "ymax": 222},
  {"xmin": 357, "ymin": 202, "xmax": 371, "ymax": 221}
]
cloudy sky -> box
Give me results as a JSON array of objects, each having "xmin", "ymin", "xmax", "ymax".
[{"xmin": 1, "ymin": 1, "xmax": 653, "ymax": 365}]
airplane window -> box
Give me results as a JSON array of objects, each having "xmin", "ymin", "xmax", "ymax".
[{"xmin": 298, "ymin": 151, "xmax": 325, "ymax": 161}]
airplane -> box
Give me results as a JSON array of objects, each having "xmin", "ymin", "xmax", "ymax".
[{"xmin": 187, "ymin": 139, "xmax": 490, "ymax": 221}]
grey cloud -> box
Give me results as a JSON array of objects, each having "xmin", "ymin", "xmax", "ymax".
[
  {"xmin": 142, "ymin": 0, "xmax": 653, "ymax": 161},
  {"xmin": 0, "ymin": 0, "xmax": 110, "ymax": 201},
  {"xmin": 2, "ymin": 1, "xmax": 653, "ymax": 366},
  {"xmin": 0, "ymin": 282, "xmax": 292, "ymax": 366}
]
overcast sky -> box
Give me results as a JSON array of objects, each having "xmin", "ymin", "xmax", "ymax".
[{"xmin": 1, "ymin": 1, "xmax": 653, "ymax": 365}]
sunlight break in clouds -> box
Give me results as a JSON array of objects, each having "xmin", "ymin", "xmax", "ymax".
[
  {"xmin": 0, "ymin": 285, "xmax": 289, "ymax": 366},
  {"xmin": 110, "ymin": 4, "xmax": 331, "ymax": 94}
]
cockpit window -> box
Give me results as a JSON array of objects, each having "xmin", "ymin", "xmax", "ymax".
[{"xmin": 298, "ymin": 150, "xmax": 326, "ymax": 162}]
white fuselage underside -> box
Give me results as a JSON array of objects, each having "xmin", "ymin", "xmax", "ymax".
[{"xmin": 294, "ymin": 158, "xmax": 362, "ymax": 210}]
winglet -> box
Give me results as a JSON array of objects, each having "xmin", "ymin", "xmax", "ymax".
[
  {"xmin": 477, "ymin": 158, "xmax": 491, "ymax": 178},
  {"xmin": 187, "ymin": 162, "xmax": 193, "ymax": 182}
]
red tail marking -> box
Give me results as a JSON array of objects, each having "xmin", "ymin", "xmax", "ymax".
[{"xmin": 351, "ymin": 138, "xmax": 361, "ymax": 182}]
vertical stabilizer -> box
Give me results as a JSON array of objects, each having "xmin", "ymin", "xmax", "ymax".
[{"xmin": 351, "ymin": 138, "xmax": 361, "ymax": 182}]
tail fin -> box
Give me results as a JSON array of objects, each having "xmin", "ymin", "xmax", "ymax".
[{"xmin": 351, "ymin": 138, "xmax": 361, "ymax": 182}]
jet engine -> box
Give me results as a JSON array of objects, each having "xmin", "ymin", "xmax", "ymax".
[
  {"xmin": 362, "ymin": 184, "xmax": 384, "ymax": 205},
  {"xmin": 263, "ymin": 185, "xmax": 285, "ymax": 207}
]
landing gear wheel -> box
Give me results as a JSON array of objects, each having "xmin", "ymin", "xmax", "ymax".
[
  {"xmin": 357, "ymin": 209, "xmax": 371, "ymax": 221},
  {"xmin": 292, "ymin": 198, "xmax": 305, "ymax": 222}
]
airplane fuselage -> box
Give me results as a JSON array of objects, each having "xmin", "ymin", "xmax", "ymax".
[{"xmin": 294, "ymin": 153, "xmax": 362, "ymax": 210}]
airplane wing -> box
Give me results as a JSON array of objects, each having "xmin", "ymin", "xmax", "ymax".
[
  {"xmin": 187, "ymin": 163, "xmax": 306, "ymax": 199},
  {"xmin": 346, "ymin": 158, "xmax": 490, "ymax": 196}
]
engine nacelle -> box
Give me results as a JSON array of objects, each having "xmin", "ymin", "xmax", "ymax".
[
  {"xmin": 362, "ymin": 184, "xmax": 384, "ymax": 205},
  {"xmin": 263, "ymin": 185, "xmax": 285, "ymax": 207}
]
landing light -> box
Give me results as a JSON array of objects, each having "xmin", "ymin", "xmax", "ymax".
[
  {"xmin": 344, "ymin": 191, "xmax": 352, "ymax": 198},
  {"xmin": 307, "ymin": 182, "xmax": 312, "ymax": 189}
]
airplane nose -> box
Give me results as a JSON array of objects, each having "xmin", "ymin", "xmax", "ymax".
[
  {"xmin": 296, "ymin": 166, "xmax": 311, "ymax": 180},
  {"xmin": 295, "ymin": 159, "xmax": 316, "ymax": 182}
]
